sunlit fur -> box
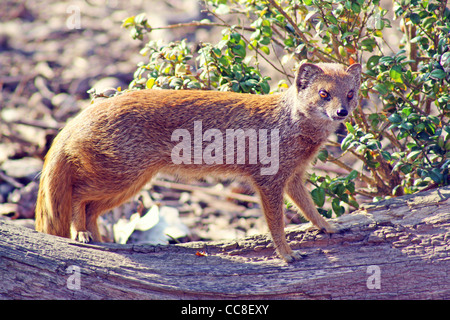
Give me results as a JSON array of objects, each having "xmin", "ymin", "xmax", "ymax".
[{"xmin": 35, "ymin": 62, "xmax": 361, "ymax": 262}]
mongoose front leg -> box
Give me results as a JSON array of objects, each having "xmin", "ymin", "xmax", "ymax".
[
  {"xmin": 286, "ymin": 173, "xmax": 336, "ymax": 234},
  {"xmin": 256, "ymin": 185, "xmax": 303, "ymax": 262}
]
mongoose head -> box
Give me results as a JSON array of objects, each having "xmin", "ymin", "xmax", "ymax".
[{"xmin": 294, "ymin": 62, "xmax": 362, "ymax": 121}]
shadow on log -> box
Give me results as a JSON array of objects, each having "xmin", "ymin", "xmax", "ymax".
[{"xmin": 1, "ymin": 186, "xmax": 449, "ymax": 299}]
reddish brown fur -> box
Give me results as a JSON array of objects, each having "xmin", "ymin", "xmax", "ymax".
[{"xmin": 35, "ymin": 62, "xmax": 361, "ymax": 262}]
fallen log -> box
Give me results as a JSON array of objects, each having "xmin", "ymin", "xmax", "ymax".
[{"xmin": 0, "ymin": 186, "xmax": 449, "ymax": 300}]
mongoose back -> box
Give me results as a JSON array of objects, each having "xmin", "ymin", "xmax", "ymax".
[{"xmin": 35, "ymin": 62, "xmax": 361, "ymax": 262}]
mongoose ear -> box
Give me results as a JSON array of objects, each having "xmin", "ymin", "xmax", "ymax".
[
  {"xmin": 346, "ymin": 63, "xmax": 362, "ymax": 84},
  {"xmin": 295, "ymin": 63, "xmax": 324, "ymax": 91}
]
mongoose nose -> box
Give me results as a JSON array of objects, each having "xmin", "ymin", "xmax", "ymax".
[{"xmin": 336, "ymin": 109, "xmax": 348, "ymax": 117}]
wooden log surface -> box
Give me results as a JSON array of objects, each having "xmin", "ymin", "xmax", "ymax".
[{"xmin": 0, "ymin": 186, "xmax": 449, "ymax": 300}]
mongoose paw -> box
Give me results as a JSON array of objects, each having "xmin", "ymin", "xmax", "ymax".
[
  {"xmin": 307, "ymin": 222, "xmax": 337, "ymax": 234},
  {"xmin": 281, "ymin": 250, "xmax": 305, "ymax": 263},
  {"xmin": 75, "ymin": 231, "xmax": 93, "ymax": 243},
  {"xmin": 321, "ymin": 224, "xmax": 337, "ymax": 234},
  {"xmin": 319, "ymin": 221, "xmax": 338, "ymax": 234}
]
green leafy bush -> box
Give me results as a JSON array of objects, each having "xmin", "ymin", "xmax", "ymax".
[{"xmin": 121, "ymin": 0, "xmax": 449, "ymax": 217}]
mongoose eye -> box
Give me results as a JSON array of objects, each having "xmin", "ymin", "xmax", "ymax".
[
  {"xmin": 347, "ymin": 90, "xmax": 354, "ymax": 99},
  {"xmin": 319, "ymin": 90, "xmax": 329, "ymax": 99}
]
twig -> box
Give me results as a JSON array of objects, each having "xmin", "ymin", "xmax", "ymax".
[
  {"xmin": 152, "ymin": 179, "xmax": 260, "ymax": 204},
  {"xmin": 204, "ymin": 6, "xmax": 288, "ymax": 77},
  {"xmin": 326, "ymin": 155, "xmax": 375, "ymax": 187},
  {"xmin": 0, "ymin": 171, "xmax": 24, "ymax": 189},
  {"xmin": 11, "ymin": 119, "xmax": 63, "ymax": 131},
  {"xmin": 151, "ymin": 21, "xmax": 256, "ymax": 32},
  {"xmin": 266, "ymin": 0, "xmax": 335, "ymax": 63}
]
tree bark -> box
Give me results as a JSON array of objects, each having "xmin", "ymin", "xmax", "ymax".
[{"xmin": 1, "ymin": 186, "xmax": 449, "ymax": 300}]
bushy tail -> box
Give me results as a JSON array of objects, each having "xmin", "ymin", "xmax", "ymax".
[{"xmin": 35, "ymin": 151, "xmax": 73, "ymax": 238}]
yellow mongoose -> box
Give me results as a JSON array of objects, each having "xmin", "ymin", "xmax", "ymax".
[{"xmin": 35, "ymin": 62, "xmax": 361, "ymax": 262}]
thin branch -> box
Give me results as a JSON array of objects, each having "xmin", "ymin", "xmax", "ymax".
[
  {"xmin": 151, "ymin": 21, "xmax": 256, "ymax": 32},
  {"xmin": 326, "ymin": 155, "xmax": 375, "ymax": 187},
  {"xmin": 266, "ymin": 0, "xmax": 334, "ymax": 63},
  {"xmin": 152, "ymin": 179, "xmax": 260, "ymax": 204},
  {"xmin": 205, "ymin": 6, "xmax": 288, "ymax": 77}
]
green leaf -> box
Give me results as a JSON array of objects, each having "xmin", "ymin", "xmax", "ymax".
[
  {"xmin": 332, "ymin": 183, "xmax": 346, "ymax": 197},
  {"xmin": 388, "ymin": 113, "xmax": 402, "ymax": 124},
  {"xmin": 326, "ymin": 13, "xmax": 337, "ymax": 24},
  {"xmin": 401, "ymin": 107, "xmax": 412, "ymax": 117},
  {"xmin": 146, "ymin": 78, "xmax": 155, "ymax": 89},
  {"xmin": 329, "ymin": 25, "xmax": 339, "ymax": 35},
  {"xmin": 367, "ymin": 55, "xmax": 381, "ymax": 69},
  {"xmin": 121, "ymin": 16, "xmax": 135, "ymax": 28},
  {"xmin": 349, "ymin": 199, "xmax": 360, "ymax": 209},
  {"xmin": 218, "ymin": 55, "xmax": 230, "ymax": 67},
  {"xmin": 428, "ymin": 169, "xmax": 443, "ymax": 183},
  {"xmin": 400, "ymin": 164, "xmax": 412, "ymax": 174},
  {"xmin": 366, "ymin": 141, "xmax": 379, "ymax": 150},
  {"xmin": 379, "ymin": 56, "xmax": 395, "ymax": 65},
  {"xmin": 414, "ymin": 123, "xmax": 426, "ymax": 133},
  {"xmin": 261, "ymin": 25, "xmax": 272, "ymax": 37},
  {"xmin": 381, "ymin": 151, "xmax": 392, "ymax": 161},
  {"xmin": 134, "ymin": 13, "xmax": 147, "ymax": 25},
  {"xmin": 258, "ymin": 36, "xmax": 271, "ymax": 45},
  {"xmin": 345, "ymin": 122, "xmax": 355, "ymax": 134},
  {"xmin": 230, "ymin": 32, "xmax": 241, "ymax": 43},
  {"xmin": 361, "ymin": 38, "xmax": 377, "ymax": 52},
  {"xmin": 409, "ymin": 13, "xmax": 420, "ymax": 24},
  {"xmin": 407, "ymin": 113, "xmax": 420, "ymax": 122},
  {"xmin": 317, "ymin": 149, "xmax": 329, "ymax": 162},
  {"xmin": 169, "ymin": 77, "xmax": 183, "ymax": 88},
  {"xmin": 341, "ymin": 134, "xmax": 354, "ymax": 151},
  {"xmin": 260, "ymin": 46, "xmax": 270, "ymax": 55},
  {"xmin": 231, "ymin": 81, "xmax": 239, "ymax": 92},
  {"xmin": 332, "ymin": 198, "xmax": 345, "ymax": 216},
  {"xmin": 375, "ymin": 17, "xmax": 384, "ymax": 30},
  {"xmin": 187, "ymin": 81, "xmax": 201, "ymax": 89},
  {"xmin": 351, "ymin": 2, "xmax": 361, "ymax": 13},
  {"xmin": 407, "ymin": 150, "xmax": 421, "ymax": 160},
  {"xmin": 260, "ymin": 81, "xmax": 270, "ymax": 94},
  {"xmin": 231, "ymin": 44, "xmax": 246, "ymax": 57},
  {"xmin": 245, "ymin": 79, "xmax": 258, "ymax": 87},
  {"xmin": 400, "ymin": 122, "xmax": 414, "ymax": 130},
  {"xmin": 283, "ymin": 37, "xmax": 294, "ymax": 47},
  {"xmin": 423, "ymin": 16, "xmax": 436, "ymax": 29},
  {"xmin": 428, "ymin": 115, "xmax": 440, "ymax": 125},
  {"xmin": 212, "ymin": 48, "xmax": 222, "ymax": 57},
  {"xmin": 345, "ymin": 181, "xmax": 356, "ymax": 194},
  {"xmin": 347, "ymin": 170, "xmax": 358, "ymax": 180},
  {"xmin": 430, "ymin": 69, "xmax": 446, "ymax": 80},
  {"xmin": 374, "ymin": 83, "xmax": 388, "ymax": 95},
  {"xmin": 389, "ymin": 65, "xmax": 403, "ymax": 83},
  {"xmin": 311, "ymin": 187, "xmax": 326, "ymax": 207},
  {"xmin": 318, "ymin": 208, "xmax": 332, "ymax": 219}
]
